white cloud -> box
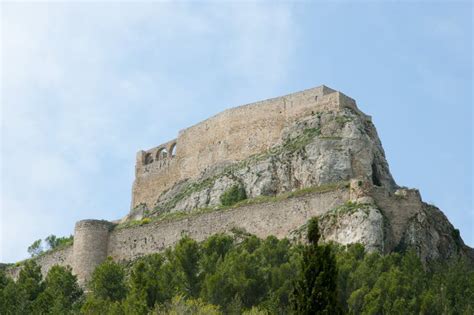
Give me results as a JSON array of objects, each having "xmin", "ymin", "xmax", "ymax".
[{"xmin": 0, "ymin": 2, "xmax": 296, "ymax": 262}]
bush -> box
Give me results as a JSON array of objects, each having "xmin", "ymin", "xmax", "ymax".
[
  {"xmin": 140, "ymin": 218, "xmax": 151, "ymax": 225},
  {"xmin": 27, "ymin": 239, "xmax": 43, "ymax": 257},
  {"xmin": 220, "ymin": 184, "xmax": 247, "ymax": 206},
  {"xmin": 88, "ymin": 258, "xmax": 127, "ymax": 302}
]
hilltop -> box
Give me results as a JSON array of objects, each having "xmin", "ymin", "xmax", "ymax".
[{"xmin": 6, "ymin": 86, "xmax": 473, "ymax": 286}]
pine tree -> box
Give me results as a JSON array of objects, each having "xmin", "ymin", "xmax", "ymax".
[{"xmin": 291, "ymin": 217, "xmax": 341, "ymax": 314}]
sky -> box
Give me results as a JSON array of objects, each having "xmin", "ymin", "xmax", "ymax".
[{"xmin": 0, "ymin": 1, "xmax": 472, "ymax": 263}]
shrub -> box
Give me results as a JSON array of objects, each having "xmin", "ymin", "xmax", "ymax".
[
  {"xmin": 140, "ymin": 218, "xmax": 151, "ymax": 225},
  {"xmin": 220, "ymin": 184, "xmax": 247, "ymax": 206}
]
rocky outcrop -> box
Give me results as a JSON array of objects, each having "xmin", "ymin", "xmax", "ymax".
[
  {"xmin": 318, "ymin": 202, "xmax": 386, "ymax": 253},
  {"xmin": 123, "ymin": 103, "xmax": 473, "ymax": 265},
  {"xmin": 136, "ymin": 107, "xmax": 396, "ymax": 219},
  {"xmin": 396, "ymin": 203, "xmax": 472, "ymax": 263}
]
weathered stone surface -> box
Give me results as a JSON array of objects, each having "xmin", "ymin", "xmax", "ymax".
[
  {"xmin": 319, "ymin": 203, "xmax": 386, "ymax": 253},
  {"xmin": 151, "ymin": 107, "xmax": 396, "ymax": 216},
  {"xmin": 6, "ymin": 85, "xmax": 473, "ymax": 284},
  {"xmin": 396, "ymin": 204, "xmax": 471, "ymax": 264},
  {"xmin": 131, "ymin": 86, "xmax": 358, "ymax": 210}
]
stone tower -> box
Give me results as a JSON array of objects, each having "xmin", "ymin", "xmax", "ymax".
[{"xmin": 72, "ymin": 220, "xmax": 113, "ymax": 286}]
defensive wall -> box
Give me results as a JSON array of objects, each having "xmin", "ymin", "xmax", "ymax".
[
  {"xmin": 132, "ymin": 85, "xmax": 360, "ymax": 210},
  {"xmin": 7, "ymin": 183, "xmax": 352, "ymax": 285},
  {"xmin": 7, "ymin": 179, "xmax": 427, "ymax": 286}
]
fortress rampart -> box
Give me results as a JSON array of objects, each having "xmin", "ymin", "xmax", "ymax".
[
  {"xmin": 72, "ymin": 220, "xmax": 114, "ymax": 285},
  {"xmin": 7, "ymin": 184, "xmax": 352, "ymax": 282},
  {"xmin": 132, "ymin": 85, "xmax": 359, "ymax": 210},
  {"xmin": 7, "ymin": 179, "xmax": 429, "ymax": 283},
  {"xmin": 6, "ymin": 85, "xmax": 470, "ymax": 285}
]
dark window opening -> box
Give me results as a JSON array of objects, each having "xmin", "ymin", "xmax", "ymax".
[{"xmin": 144, "ymin": 153, "xmax": 153, "ymax": 165}]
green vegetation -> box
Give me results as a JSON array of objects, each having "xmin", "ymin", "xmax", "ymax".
[
  {"xmin": 117, "ymin": 182, "xmax": 348, "ymax": 230},
  {"xmin": 156, "ymin": 177, "xmax": 217, "ymax": 213},
  {"xmin": 27, "ymin": 240, "xmax": 43, "ymax": 257},
  {"xmin": 27, "ymin": 235, "xmax": 74, "ymax": 258},
  {"xmin": 45, "ymin": 235, "xmax": 74, "ymax": 251},
  {"xmin": 335, "ymin": 115, "xmax": 352, "ymax": 126},
  {"xmin": 328, "ymin": 201, "xmax": 371, "ymax": 216},
  {"xmin": 291, "ymin": 218, "xmax": 341, "ymax": 314},
  {"xmin": 282, "ymin": 128, "xmax": 321, "ymax": 153},
  {"xmin": 153, "ymin": 126, "xmax": 324, "ymax": 214},
  {"xmin": 3, "ymin": 223, "xmax": 473, "ymax": 314},
  {"xmin": 319, "ymin": 136, "xmax": 343, "ymax": 140},
  {"xmin": 220, "ymin": 184, "xmax": 247, "ymax": 206}
]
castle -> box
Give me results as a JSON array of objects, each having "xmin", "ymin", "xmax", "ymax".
[
  {"xmin": 131, "ymin": 85, "xmax": 360, "ymax": 211},
  {"xmin": 7, "ymin": 85, "xmax": 472, "ymax": 286}
]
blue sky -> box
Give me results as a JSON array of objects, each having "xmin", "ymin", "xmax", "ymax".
[{"xmin": 1, "ymin": 1, "xmax": 472, "ymax": 263}]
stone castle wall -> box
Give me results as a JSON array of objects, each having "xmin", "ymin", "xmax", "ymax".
[
  {"xmin": 109, "ymin": 187, "xmax": 349, "ymax": 262},
  {"xmin": 131, "ymin": 86, "xmax": 358, "ymax": 210},
  {"xmin": 7, "ymin": 187, "xmax": 351, "ymax": 282},
  {"xmin": 72, "ymin": 220, "xmax": 114, "ymax": 285},
  {"xmin": 6, "ymin": 246, "xmax": 73, "ymax": 281}
]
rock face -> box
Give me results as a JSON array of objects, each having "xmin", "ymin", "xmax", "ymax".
[
  {"xmin": 127, "ymin": 88, "xmax": 472, "ymax": 264},
  {"xmin": 318, "ymin": 203, "xmax": 386, "ymax": 253},
  {"xmin": 8, "ymin": 86, "xmax": 471, "ymax": 283},
  {"xmin": 149, "ymin": 107, "xmax": 395, "ymax": 215}
]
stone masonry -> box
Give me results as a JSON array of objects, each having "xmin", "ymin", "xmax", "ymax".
[
  {"xmin": 131, "ymin": 85, "xmax": 361, "ymax": 210},
  {"xmin": 6, "ymin": 85, "xmax": 473, "ymax": 286}
]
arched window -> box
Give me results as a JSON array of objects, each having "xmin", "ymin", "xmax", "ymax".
[
  {"xmin": 144, "ymin": 153, "xmax": 153, "ymax": 165},
  {"xmin": 169, "ymin": 143, "xmax": 177, "ymax": 157},
  {"xmin": 156, "ymin": 148, "xmax": 168, "ymax": 160}
]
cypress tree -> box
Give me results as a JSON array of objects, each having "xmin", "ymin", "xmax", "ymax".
[{"xmin": 291, "ymin": 217, "xmax": 341, "ymax": 314}]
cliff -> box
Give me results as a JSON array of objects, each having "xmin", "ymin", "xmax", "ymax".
[{"xmin": 6, "ymin": 85, "xmax": 473, "ymax": 285}]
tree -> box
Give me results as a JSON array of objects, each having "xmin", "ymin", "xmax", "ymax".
[
  {"xmin": 88, "ymin": 257, "xmax": 127, "ymax": 302},
  {"xmin": 200, "ymin": 233, "xmax": 234, "ymax": 275},
  {"xmin": 27, "ymin": 239, "xmax": 43, "ymax": 257},
  {"xmin": 291, "ymin": 217, "xmax": 341, "ymax": 314},
  {"xmin": 45, "ymin": 235, "xmax": 59, "ymax": 250},
  {"xmin": 13, "ymin": 260, "xmax": 45, "ymax": 313},
  {"xmin": 201, "ymin": 245, "xmax": 267, "ymax": 310},
  {"xmin": 155, "ymin": 295, "xmax": 221, "ymax": 315},
  {"xmin": 0, "ymin": 269, "xmax": 24, "ymax": 314},
  {"xmin": 171, "ymin": 236, "xmax": 202, "ymax": 298},
  {"xmin": 44, "ymin": 234, "xmax": 73, "ymax": 250},
  {"xmin": 126, "ymin": 253, "xmax": 170, "ymax": 310},
  {"xmin": 33, "ymin": 265, "xmax": 83, "ymax": 314}
]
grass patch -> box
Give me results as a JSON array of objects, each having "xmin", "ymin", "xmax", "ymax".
[
  {"xmin": 321, "ymin": 201, "xmax": 371, "ymax": 223},
  {"xmin": 319, "ymin": 136, "xmax": 343, "ymax": 140},
  {"xmin": 154, "ymin": 127, "xmax": 323, "ymax": 213},
  {"xmin": 117, "ymin": 181, "xmax": 349, "ymax": 231},
  {"xmin": 282, "ymin": 128, "xmax": 321, "ymax": 152},
  {"xmin": 335, "ymin": 115, "xmax": 353, "ymax": 126},
  {"xmin": 155, "ymin": 176, "xmax": 216, "ymax": 213}
]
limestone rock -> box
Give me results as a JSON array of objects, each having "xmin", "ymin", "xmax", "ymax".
[
  {"xmin": 152, "ymin": 108, "xmax": 396, "ymax": 215},
  {"xmin": 396, "ymin": 203, "xmax": 472, "ymax": 263},
  {"xmin": 318, "ymin": 203, "xmax": 386, "ymax": 253}
]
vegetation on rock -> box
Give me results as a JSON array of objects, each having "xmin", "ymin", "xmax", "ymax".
[
  {"xmin": 117, "ymin": 181, "xmax": 348, "ymax": 230},
  {"xmin": 27, "ymin": 235, "xmax": 74, "ymax": 258},
  {"xmin": 2, "ymin": 223, "xmax": 473, "ymax": 314},
  {"xmin": 220, "ymin": 184, "xmax": 247, "ymax": 206}
]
